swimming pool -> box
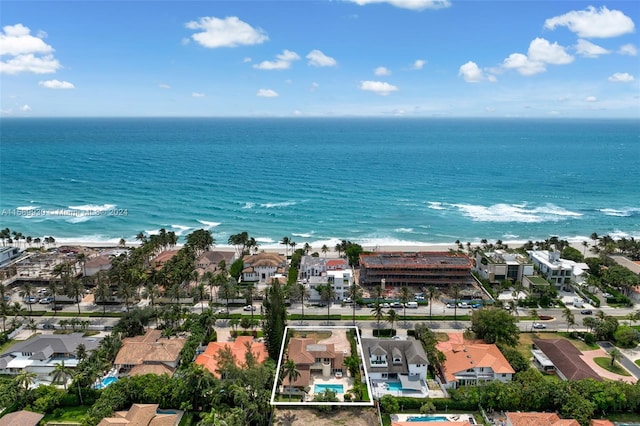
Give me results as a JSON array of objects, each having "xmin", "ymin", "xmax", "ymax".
[
  {"xmin": 407, "ymin": 416, "xmax": 449, "ymax": 422},
  {"xmin": 386, "ymin": 381, "xmax": 403, "ymax": 391},
  {"xmin": 314, "ymin": 383, "xmax": 344, "ymax": 394},
  {"xmin": 94, "ymin": 376, "xmax": 118, "ymax": 389}
]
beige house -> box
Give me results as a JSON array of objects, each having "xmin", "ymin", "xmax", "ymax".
[
  {"xmin": 114, "ymin": 330, "xmax": 186, "ymax": 377},
  {"xmin": 97, "ymin": 403, "xmax": 179, "ymax": 426},
  {"xmin": 241, "ymin": 252, "xmax": 286, "ymax": 284}
]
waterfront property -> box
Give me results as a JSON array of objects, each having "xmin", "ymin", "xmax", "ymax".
[
  {"xmin": 474, "ymin": 250, "xmax": 534, "ymax": 285},
  {"xmin": 0, "ymin": 333, "xmax": 101, "ymax": 386},
  {"xmin": 526, "ymin": 250, "xmax": 589, "ymax": 289},
  {"xmin": 0, "ymin": 246, "xmax": 21, "ymax": 267},
  {"xmin": 195, "ymin": 335, "xmax": 268, "ymax": 378},
  {"xmin": 437, "ymin": 340, "xmax": 514, "ymax": 389},
  {"xmin": 300, "ymin": 255, "xmax": 354, "ymax": 302},
  {"xmin": 358, "ymin": 252, "xmax": 474, "ymax": 289},
  {"xmin": 531, "ymin": 339, "xmax": 602, "ymax": 381},
  {"xmin": 241, "ymin": 252, "xmax": 286, "ymax": 284},
  {"xmin": 114, "ymin": 329, "xmax": 186, "ymax": 377},
  {"xmin": 391, "ymin": 413, "xmax": 474, "ymax": 425}
]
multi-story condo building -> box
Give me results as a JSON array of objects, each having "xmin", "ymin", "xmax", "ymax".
[{"xmin": 359, "ymin": 252, "xmax": 473, "ymax": 289}]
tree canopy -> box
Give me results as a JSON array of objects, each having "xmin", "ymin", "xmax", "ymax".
[{"xmin": 469, "ymin": 308, "xmax": 520, "ymax": 347}]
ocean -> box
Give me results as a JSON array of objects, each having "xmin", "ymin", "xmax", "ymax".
[{"xmin": 1, "ymin": 117, "xmax": 638, "ymax": 249}]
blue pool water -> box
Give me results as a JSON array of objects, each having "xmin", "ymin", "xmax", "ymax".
[
  {"xmin": 314, "ymin": 384, "xmax": 344, "ymax": 394},
  {"xmin": 94, "ymin": 376, "xmax": 118, "ymax": 389},
  {"xmin": 408, "ymin": 416, "xmax": 449, "ymax": 422},
  {"xmin": 387, "ymin": 381, "xmax": 403, "ymax": 391}
]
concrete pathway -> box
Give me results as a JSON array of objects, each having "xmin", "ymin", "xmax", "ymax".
[{"xmin": 597, "ymin": 341, "xmax": 640, "ymax": 381}]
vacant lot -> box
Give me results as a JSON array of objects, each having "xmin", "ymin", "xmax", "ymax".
[{"xmin": 273, "ymin": 408, "xmax": 378, "ymax": 426}]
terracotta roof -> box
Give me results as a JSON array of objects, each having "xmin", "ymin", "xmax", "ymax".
[
  {"xmin": 85, "ymin": 255, "xmax": 112, "ymax": 268},
  {"xmin": 287, "ymin": 337, "xmax": 341, "ymax": 367},
  {"xmin": 440, "ymin": 342, "xmax": 514, "ymax": 383},
  {"xmin": 326, "ymin": 259, "xmax": 348, "ymax": 269},
  {"xmin": 506, "ymin": 412, "xmax": 580, "ymax": 426},
  {"xmin": 195, "ymin": 336, "xmax": 268, "ymax": 377},
  {"xmin": 97, "ymin": 403, "xmax": 179, "ymax": 426},
  {"xmin": 115, "ymin": 330, "xmax": 186, "ymax": 369},
  {"xmin": 532, "ymin": 339, "xmax": 602, "ymax": 381},
  {"xmin": 282, "ymin": 366, "xmax": 311, "ymax": 387},
  {"xmin": 129, "ymin": 363, "xmax": 175, "ymax": 377},
  {"xmin": 591, "ymin": 420, "xmax": 614, "ymax": 426},
  {"xmin": 0, "ymin": 410, "xmax": 45, "ymax": 426}
]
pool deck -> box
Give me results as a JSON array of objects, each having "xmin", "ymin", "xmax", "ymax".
[
  {"xmin": 307, "ymin": 375, "xmax": 354, "ymax": 401},
  {"xmin": 391, "ymin": 413, "xmax": 475, "ymax": 424},
  {"xmin": 371, "ymin": 379, "xmax": 430, "ymax": 399}
]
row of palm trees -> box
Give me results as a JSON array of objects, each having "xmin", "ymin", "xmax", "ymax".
[{"xmin": 0, "ymin": 228, "xmax": 56, "ymax": 249}]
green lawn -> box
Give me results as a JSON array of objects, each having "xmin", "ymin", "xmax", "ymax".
[
  {"xmin": 593, "ymin": 357, "xmax": 631, "ymax": 376},
  {"xmin": 41, "ymin": 405, "xmax": 89, "ymax": 423}
]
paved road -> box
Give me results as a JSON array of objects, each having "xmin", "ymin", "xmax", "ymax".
[{"xmin": 598, "ymin": 341, "xmax": 640, "ymax": 379}]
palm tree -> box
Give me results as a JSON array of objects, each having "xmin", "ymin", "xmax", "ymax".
[
  {"xmin": 282, "ymin": 358, "xmax": 301, "ymax": 401},
  {"xmin": 610, "ymin": 348, "xmax": 622, "ymax": 367},
  {"xmin": 292, "ymin": 282, "xmax": 310, "ymax": 324},
  {"xmin": 50, "ymin": 360, "xmax": 73, "ymax": 389},
  {"xmin": 196, "ymin": 283, "xmax": 207, "ymax": 313},
  {"xmin": 371, "ymin": 301, "xmax": 385, "ymax": 330},
  {"xmin": 426, "ymin": 286, "xmax": 439, "ymax": 322},
  {"xmin": 321, "ymin": 245, "xmax": 329, "ymax": 258},
  {"xmin": 347, "ymin": 284, "xmax": 363, "ymax": 325},
  {"xmin": 317, "ymin": 284, "xmax": 336, "ymax": 324},
  {"xmin": 20, "ymin": 283, "xmax": 34, "ymax": 314},
  {"xmin": 387, "ymin": 309, "xmax": 398, "ymax": 332},
  {"xmin": 15, "ymin": 370, "xmax": 37, "ymax": 391},
  {"xmin": 66, "ymin": 278, "xmax": 84, "ymax": 315},
  {"xmin": 399, "ymin": 286, "xmax": 413, "ymax": 324},
  {"xmin": 529, "ymin": 308, "xmax": 539, "ymax": 331},
  {"xmin": 280, "ymin": 237, "xmax": 290, "ymax": 260},
  {"xmin": 562, "ymin": 308, "xmax": 575, "ymax": 332},
  {"xmin": 451, "ymin": 284, "xmax": 460, "ymax": 321},
  {"xmin": 94, "ymin": 273, "xmax": 111, "ymax": 317}
]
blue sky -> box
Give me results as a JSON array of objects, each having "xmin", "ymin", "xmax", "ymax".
[{"xmin": 1, "ymin": 0, "xmax": 638, "ymax": 117}]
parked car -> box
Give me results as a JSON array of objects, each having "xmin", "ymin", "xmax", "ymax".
[
  {"xmin": 215, "ymin": 308, "xmax": 228, "ymax": 314},
  {"xmin": 381, "ymin": 303, "xmax": 390, "ymax": 309},
  {"xmin": 52, "ymin": 305, "xmax": 64, "ymax": 311},
  {"xmin": 532, "ymin": 322, "xmax": 547, "ymax": 329},
  {"xmin": 581, "ymin": 309, "xmax": 593, "ymax": 315},
  {"xmin": 390, "ymin": 302, "xmax": 403, "ymax": 308},
  {"xmin": 25, "ymin": 297, "xmax": 38, "ymax": 304},
  {"xmin": 39, "ymin": 297, "xmax": 53, "ymax": 304},
  {"xmin": 243, "ymin": 305, "xmax": 256, "ymax": 311},
  {"xmin": 414, "ymin": 295, "xmax": 425, "ymax": 301}
]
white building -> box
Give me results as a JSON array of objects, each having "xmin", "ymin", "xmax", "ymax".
[
  {"xmin": 0, "ymin": 334, "xmax": 102, "ymax": 385},
  {"xmin": 527, "ymin": 250, "xmax": 589, "ymax": 289},
  {"xmin": 474, "ymin": 250, "xmax": 534, "ymax": 284},
  {"xmin": 361, "ymin": 337, "xmax": 428, "ymax": 389},
  {"xmin": 0, "ymin": 246, "xmax": 20, "ymax": 267},
  {"xmin": 438, "ymin": 343, "xmax": 515, "ymax": 389},
  {"xmin": 300, "ymin": 256, "xmax": 353, "ymax": 301}
]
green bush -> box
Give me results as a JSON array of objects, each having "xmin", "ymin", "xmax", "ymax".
[{"xmin": 373, "ymin": 329, "xmax": 396, "ymax": 337}]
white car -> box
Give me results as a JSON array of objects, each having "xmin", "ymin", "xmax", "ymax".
[
  {"xmin": 243, "ymin": 305, "xmax": 256, "ymax": 311},
  {"xmin": 532, "ymin": 322, "xmax": 547, "ymax": 329}
]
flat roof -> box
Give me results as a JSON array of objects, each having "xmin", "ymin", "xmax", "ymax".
[{"xmin": 360, "ymin": 252, "xmax": 472, "ymax": 268}]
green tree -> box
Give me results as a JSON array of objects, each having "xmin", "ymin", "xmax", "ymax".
[
  {"xmin": 399, "ymin": 286, "xmax": 414, "ymax": 324},
  {"xmin": 50, "ymin": 360, "xmax": 72, "ymax": 389},
  {"xmin": 562, "ymin": 308, "xmax": 575, "ymax": 332},
  {"xmin": 371, "ymin": 301, "xmax": 385, "ymax": 330},
  {"xmin": 317, "ymin": 283, "xmax": 336, "ymax": 323},
  {"xmin": 387, "ymin": 309, "xmax": 398, "ymax": 332},
  {"xmin": 347, "ymin": 283, "xmax": 363, "ymax": 325},
  {"xmin": 426, "ymin": 285, "xmax": 438, "ymax": 321},
  {"xmin": 470, "ymin": 308, "xmax": 520, "ymax": 347},
  {"xmin": 263, "ymin": 278, "xmax": 287, "ymax": 360},
  {"xmin": 229, "ymin": 258, "xmax": 244, "ymax": 281},
  {"xmin": 281, "ymin": 358, "xmax": 301, "ymax": 401}
]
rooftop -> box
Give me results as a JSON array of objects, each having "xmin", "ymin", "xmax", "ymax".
[
  {"xmin": 532, "ymin": 339, "xmax": 602, "ymax": 381},
  {"xmin": 360, "ymin": 252, "xmax": 472, "ymax": 269}
]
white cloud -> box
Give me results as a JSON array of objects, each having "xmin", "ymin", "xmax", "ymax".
[
  {"xmin": 159, "ymin": 84, "xmax": 171, "ymax": 89},
  {"xmin": 0, "ymin": 24, "xmax": 61, "ymax": 75},
  {"xmin": 20, "ymin": 104, "xmax": 31, "ymax": 111},
  {"xmin": 192, "ymin": 92, "xmax": 205, "ymax": 97},
  {"xmin": 359, "ymin": 80, "xmax": 398, "ymax": 95},
  {"xmin": 347, "ymin": 0, "xmax": 451, "ymax": 11},
  {"xmin": 411, "ymin": 59, "xmax": 426, "ymax": 70},
  {"xmin": 608, "ymin": 72, "xmax": 635, "ymax": 83},
  {"xmin": 243, "ymin": 57, "xmax": 252, "ymax": 63},
  {"xmin": 528, "ymin": 38, "xmax": 573, "ymax": 65},
  {"xmin": 618, "ymin": 44, "xmax": 638, "ymax": 56},
  {"xmin": 0, "ymin": 53, "xmax": 61, "ymax": 74},
  {"xmin": 253, "ymin": 49, "xmax": 300, "ymax": 70},
  {"xmin": 256, "ymin": 88, "xmax": 278, "ymax": 97},
  {"xmin": 306, "ymin": 49, "xmax": 337, "ymax": 67},
  {"xmin": 38, "ymin": 79, "xmax": 75, "ymax": 89},
  {"xmin": 185, "ymin": 16, "xmax": 268, "ymax": 48},
  {"xmin": 502, "ymin": 53, "xmax": 546, "ymax": 76},
  {"xmin": 458, "ymin": 61, "xmax": 484, "ymax": 82},
  {"xmin": 544, "ymin": 6, "xmax": 635, "ymax": 38},
  {"xmin": 374, "ymin": 66, "xmax": 391, "ymax": 76},
  {"xmin": 585, "ymin": 96, "xmax": 597, "ymax": 102},
  {"xmin": 310, "ymin": 82, "xmax": 319, "ymax": 91},
  {"xmin": 0, "ymin": 24, "xmax": 53, "ymax": 56},
  {"xmin": 575, "ymin": 39, "xmax": 610, "ymax": 58}
]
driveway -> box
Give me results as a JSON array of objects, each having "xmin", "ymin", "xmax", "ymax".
[{"xmin": 581, "ymin": 348, "xmax": 637, "ymax": 383}]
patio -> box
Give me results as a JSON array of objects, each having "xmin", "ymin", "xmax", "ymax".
[{"xmin": 371, "ymin": 378, "xmax": 430, "ymax": 399}]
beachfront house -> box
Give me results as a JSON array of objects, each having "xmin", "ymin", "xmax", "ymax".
[
  {"xmin": 114, "ymin": 329, "xmax": 186, "ymax": 377},
  {"xmin": 474, "ymin": 250, "xmax": 534, "ymax": 285},
  {"xmin": 527, "ymin": 250, "xmax": 589, "ymax": 290},
  {"xmin": 361, "ymin": 337, "xmax": 428, "ymax": 389},
  {"xmin": 300, "ymin": 256, "xmax": 353, "ymax": 301},
  {"xmin": 438, "ymin": 342, "xmax": 514, "ymax": 389},
  {"xmin": 241, "ymin": 252, "xmax": 286, "ymax": 284},
  {"xmin": 0, "ymin": 333, "xmax": 102, "ymax": 385},
  {"xmin": 0, "ymin": 246, "xmax": 21, "ymax": 267}
]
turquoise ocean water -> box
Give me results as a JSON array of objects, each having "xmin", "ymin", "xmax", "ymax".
[{"xmin": 1, "ymin": 118, "xmax": 638, "ymax": 248}]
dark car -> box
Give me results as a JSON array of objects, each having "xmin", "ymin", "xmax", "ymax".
[
  {"xmin": 52, "ymin": 305, "xmax": 64, "ymax": 311},
  {"xmin": 581, "ymin": 309, "xmax": 593, "ymax": 315}
]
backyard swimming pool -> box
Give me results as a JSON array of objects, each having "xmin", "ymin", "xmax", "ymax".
[
  {"xmin": 94, "ymin": 376, "xmax": 118, "ymax": 389},
  {"xmin": 314, "ymin": 383, "xmax": 344, "ymax": 394},
  {"xmin": 407, "ymin": 415, "xmax": 449, "ymax": 422},
  {"xmin": 386, "ymin": 381, "xmax": 403, "ymax": 391}
]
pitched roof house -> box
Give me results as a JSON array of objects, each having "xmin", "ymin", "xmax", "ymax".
[
  {"xmin": 195, "ymin": 335, "xmax": 268, "ymax": 377},
  {"xmin": 438, "ymin": 342, "xmax": 514, "ymax": 389},
  {"xmin": 0, "ymin": 333, "xmax": 101, "ymax": 383},
  {"xmin": 531, "ymin": 339, "xmax": 602, "ymax": 381},
  {"xmin": 506, "ymin": 412, "xmax": 580, "ymax": 426},
  {"xmin": 361, "ymin": 338, "xmax": 429, "ymax": 388},
  {"xmin": 0, "ymin": 410, "xmax": 45, "ymax": 426},
  {"xmin": 284, "ymin": 337, "xmax": 345, "ymax": 388},
  {"xmin": 97, "ymin": 403, "xmax": 178, "ymax": 426},
  {"xmin": 241, "ymin": 252, "xmax": 286, "ymax": 284},
  {"xmin": 114, "ymin": 330, "xmax": 186, "ymax": 377}
]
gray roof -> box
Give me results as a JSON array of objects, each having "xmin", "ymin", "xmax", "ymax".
[
  {"xmin": 3, "ymin": 333, "xmax": 102, "ymax": 357},
  {"xmin": 361, "ymin": 337, "xmax": 428, "ymax": 375}
]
